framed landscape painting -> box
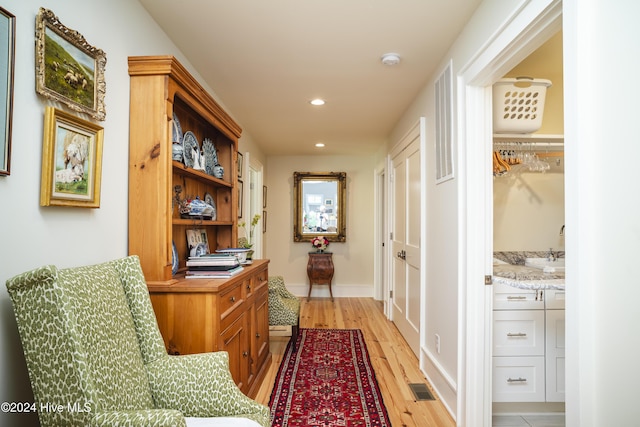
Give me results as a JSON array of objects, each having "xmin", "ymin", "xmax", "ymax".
[
  {"xmin": 35, "ymin": 8, "xmax": 106, "ymax": 121},
  {"xmin": 40, "ymin": 107, "xmax": 104, "ymax": 208},
  {"xmin": 0, "ymin": 7, "xmax": 15, "ymax": 175}
]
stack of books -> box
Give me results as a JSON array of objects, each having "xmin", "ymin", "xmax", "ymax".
[{"xmin": 185, "ymin": 254, "xmax": 244, "ymax": 279}]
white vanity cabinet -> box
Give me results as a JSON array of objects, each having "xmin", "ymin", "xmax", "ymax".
[
  {"xmin": 493, "ymin": 283, "xmax": 546, "ymax": 402},
  {"xmin": 545, "ymin": 290, "xmax": 566, "ymax": 402},
  {"xmin": 492, "ymin": 283, "xmax": 565, "ymax": 403}
]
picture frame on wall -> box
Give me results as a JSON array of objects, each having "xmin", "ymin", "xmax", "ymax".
[
  {"xmin": 263, "ymin": 210, "xmax": 267, "ymax": 233},
  {"xmin": 0, "ymin": 7, "xmax": 15, "ymax": 176},
  {"xmin": 40, "ymin": 107, "xmax": 104, "ymax": 208},
  {"xmin": 35, "ymin": 8, "xmax": 107, "ymax": 121},
  {"xmin": 237, "ymin": 151, "xmax": 243, "ymax": 179},
  {"xmin": 263, "ymin": 185, "xmax": 267, "ymax": 208},
  {"xmin": 238, "ymin": 179, "xmax": 243, "ymax": 218}
]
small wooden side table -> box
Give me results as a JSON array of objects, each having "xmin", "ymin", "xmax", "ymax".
[{"xmin": 307, "ymin": 252, "xmax": 334, "ymax": 301}]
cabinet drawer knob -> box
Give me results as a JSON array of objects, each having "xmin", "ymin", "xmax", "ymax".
[
  {"xmin": 242, "ymin": 351, "xmax": 248, "ymax": 358},
  {"xmin": 246, "ymin": 284, "xmax": 251, "ymax": 291},
  {"xmin": 507, "ymin": 377, "xmax": 527, "ymax": 383},
  {"xmin": 230, "ymin": 296, "xmax": 236, "ymax": 303},
  {"xmin": 255, "ymin": 333, "xmax": 261, "ymax": 338},
  {"xmin": 506, "ymin": 332, "xmax": 527, "ymax": 337}
]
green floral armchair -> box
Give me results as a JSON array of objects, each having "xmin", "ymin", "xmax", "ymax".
[
  {"xmin": 5, "ymin": 255, "xmax": 269, "ymax": 427},
  {"xmin": 268, "ymin": 276, "xmax": 300, "ymax": 345}
]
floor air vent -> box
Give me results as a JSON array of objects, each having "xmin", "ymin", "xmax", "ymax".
[{"xmin": 408, "ymin": 383, "xmax": 435, "ymax": 401}]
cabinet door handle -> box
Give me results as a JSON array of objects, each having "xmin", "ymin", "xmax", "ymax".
[
  {"xmin": 506, "ymin": 296, "xmax": 527, "ymax": 300},
  {"xmin": 256, "ymin": 333, "xmax": 261, "ymax": 338},
  {"xmin": 242, "ymin": 351, "xmax": 248, "ymax": 358},
  {"xmin": 246, "ymin": 284, "xmax": 251, "ymax": 291},
  {"xmin": 230, "ymin": 296, "xmax": 236, "ymax": 303},
  {"xmin": 506, "ymin": 332, "xmax": 527, "ymax": 337},
  {"xmin": 507, "ymin": 377, "xmax": 527, "ymax": 383}
]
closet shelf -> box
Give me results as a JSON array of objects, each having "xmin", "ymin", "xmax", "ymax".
[{"xmin": 493, "ymin": 133, "xmax": 564, "ymax": 144}]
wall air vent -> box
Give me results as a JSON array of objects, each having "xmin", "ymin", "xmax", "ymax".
[{"xmin": 435, "ymin": 62, "xmax": 454, "ymax": 183}]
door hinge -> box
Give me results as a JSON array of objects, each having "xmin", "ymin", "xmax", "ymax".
[
  {"xmin": 484, "ymin": 275, "xmax": 493, "ymax": 285},
  {"xmin": 389, "ymin": 290, "xmax": 393, "ymax": 298}
]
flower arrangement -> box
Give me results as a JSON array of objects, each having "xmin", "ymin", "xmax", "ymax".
[
  {"xmin": 311, "ymin": 236, "xmax": 329, "ymax": 252},
  {"xmin": 238, "ymin": 214, "xmax": 261, "ymax": 248}
]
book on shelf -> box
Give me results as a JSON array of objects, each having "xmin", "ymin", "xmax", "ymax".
[
  {"xmin": 185, "ymin": 265, "xmax": 244, "ymax": 279},
  {"xmin": 187, "ymin": 264, "xmax": 240, "ymax": 271},
  {"xmin": 186, "ymin": 255, "xmax": 239, "ymax": 268}
]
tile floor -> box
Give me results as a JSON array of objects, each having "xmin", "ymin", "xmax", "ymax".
[{"xmin": 493, "ymin": 414, "xmax": 565, "ymax": 427}]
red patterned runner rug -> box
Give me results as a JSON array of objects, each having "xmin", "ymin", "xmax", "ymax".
[{"xmin": 269, "ymin": 328, "xmax": 391, "ymax": 427}]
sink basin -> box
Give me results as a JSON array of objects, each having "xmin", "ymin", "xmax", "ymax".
[{"xmin": 525, "ymin": 257, "xmax": 565, "ymax": 273}]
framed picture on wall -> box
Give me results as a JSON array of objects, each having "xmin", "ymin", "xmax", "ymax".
[
  {"xmin": 238, "ymin": 179, "xmax": 243, "ymax": 218},
  {"xmin": 40, "ymin": 107, "xmax": 104, "ymax": 208},
  {"xmin": 237, "ymin": 151, "xmax": 243, "ymax": 179},
  {"xmin": 35, "ymin": 8, "xmax": 107, "ymax": 121},
  {"xmin": 263, "ymin": 185, "xmax": 267, "ymax": 208},
  {"xmin": 263, "ymin": 210, "xmax": 267, "ymax": 233},
  {"xmin": 0, "ymin": 6, "xmax": 15, "ymax": 176}
]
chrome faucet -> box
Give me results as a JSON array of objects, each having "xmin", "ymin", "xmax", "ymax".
[{"xmin": 547, "ymin": 248, "xmax": 556, "ymax": 262}]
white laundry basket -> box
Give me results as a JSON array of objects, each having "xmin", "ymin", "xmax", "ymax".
[{"xmin": 493, "ymin": 77, "xmax": 552, "ymax": 133}]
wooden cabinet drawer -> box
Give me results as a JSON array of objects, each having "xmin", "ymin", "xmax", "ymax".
[
  {"xmin": 493, "ymin": 310, "xmax": 544, "ymax": 356},
  {"xmin": 219, "ymin": 283, "xmax": 243, "ymax": 331},
  {"xmin": 493, "ymin": 283, "xmax": 544, "ymax": 310},
  {"xmin": 493, "ymin": 356, "xmax": 545, "ymax": 402}
]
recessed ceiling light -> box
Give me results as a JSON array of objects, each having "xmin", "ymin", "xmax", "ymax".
[
  {"xmin": 381, "ymin": 53, "xmax": 401, "ymax": 66},
  {"xmin": 310, "ymin": 99, "xmax": 325, "ymax": 106},
  {"xmin": 315, "ymin": 143, "xmax": 325, "ymax": 148}
]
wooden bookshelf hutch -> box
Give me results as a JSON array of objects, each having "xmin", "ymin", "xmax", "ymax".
[{"xmin": 127, "ymin": 55, "xmax": 270, "ymax": 397}]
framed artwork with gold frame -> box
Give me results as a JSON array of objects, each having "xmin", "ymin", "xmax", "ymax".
[
  {"xmin": 0, "ymin": 6, "xmax": 15, "ymax": 175},
  {"xmin": 35, "ymin": 8, "xmax": 107, "ymax": 121},
  {"xmin": 40, "ymin": 107, "xmax": 104, "ymax": 208}
]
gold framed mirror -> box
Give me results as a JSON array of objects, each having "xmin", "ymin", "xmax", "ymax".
[{"xmin": 293, "ymin": 172, "xmax": 346, "ymax": 242}]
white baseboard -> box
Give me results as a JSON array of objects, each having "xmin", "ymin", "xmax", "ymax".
[{"xmin": 421, "ymin": 347, "xmax": 458, "ymax": 421}]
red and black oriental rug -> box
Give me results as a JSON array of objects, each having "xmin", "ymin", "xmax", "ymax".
[{"xmin": 269, "ymin": 328, "xmax": 391, "ymax": 427}]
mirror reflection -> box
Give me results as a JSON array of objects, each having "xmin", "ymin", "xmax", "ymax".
[{"xmin": 293, "ymin": 172, "xmax": 346, "ymax": 242}]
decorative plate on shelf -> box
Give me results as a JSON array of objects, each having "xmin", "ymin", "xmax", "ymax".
[
  {"xmin": 182, "ymin": 131, "xmax": 199, "ymax": 168},
  {"xmin": 202, "ymin": 138, "xmax": 218, "ymax": 175},
  {"xmin": 172, "ymin": 241, "xmax": 179, "ymax": 276},
  {"xmin": 204, "ymin": 192, "xmax": 217, "ymax": 221},
  {"xmin": 172, "ymin": 113, "xmax": 183, "ymax": 144}
]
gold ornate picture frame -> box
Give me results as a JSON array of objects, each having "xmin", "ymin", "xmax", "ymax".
[
  {"xmin": 40, "ymin": 107, "xmax": 104, "ymax": 208},
  {"xmin": 35, "ymin": 8, "xmax": 106, "ymax": 121},
  {"xmin": 0, "ymin": 6, "xmax": 15, "ymax": 175}
]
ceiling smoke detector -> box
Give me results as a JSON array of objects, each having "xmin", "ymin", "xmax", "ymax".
[{"xmin": 381, "ymin": 53, "xmax": 401, "ymax": 66}]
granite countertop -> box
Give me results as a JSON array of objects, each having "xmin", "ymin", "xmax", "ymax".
[{"xmin": 493, "ymin": 251, "xmax": 565, "ymax": 291}]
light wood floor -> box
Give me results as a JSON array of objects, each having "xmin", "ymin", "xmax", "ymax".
[{"xmin": 254, "ymin": 297, "xmax": 456, "ymax": 427}]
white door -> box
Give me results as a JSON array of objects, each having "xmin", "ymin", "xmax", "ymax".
[{"xmin": 390, "ymin": 132, "xmax": 421, "ymax": 356}]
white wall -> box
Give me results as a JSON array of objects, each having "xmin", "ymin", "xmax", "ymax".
[
  {"xmin": 265, "ymin": 154, "xmax": 377, "ymax": 297},
  {"xmin": 493, "ymin": 169, "xmax": 565, "ymax": 251},
  {"xmin": 0, "ymin": 1, "xmax": 232, "ymax": 425},
  {"xmin": 564, "ymin": 0, "xmax": 640, "ymax": 425}
]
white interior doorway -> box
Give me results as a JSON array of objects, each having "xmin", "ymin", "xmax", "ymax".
[
  {"xmin": 457, "ymin": 2, "xmax": 562, "ymax": 425},
  {"xmin": 240, "ymin": 152, "xmax": 264, "ymax": 258},
  {"xmin": 388, "ymin": 120, "xmax": 423, "ymax": 356}
]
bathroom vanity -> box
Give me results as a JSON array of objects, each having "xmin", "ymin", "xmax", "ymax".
[{"xmin": 492, "ymin": 252, "xmax": 565, "ymax": 404}]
